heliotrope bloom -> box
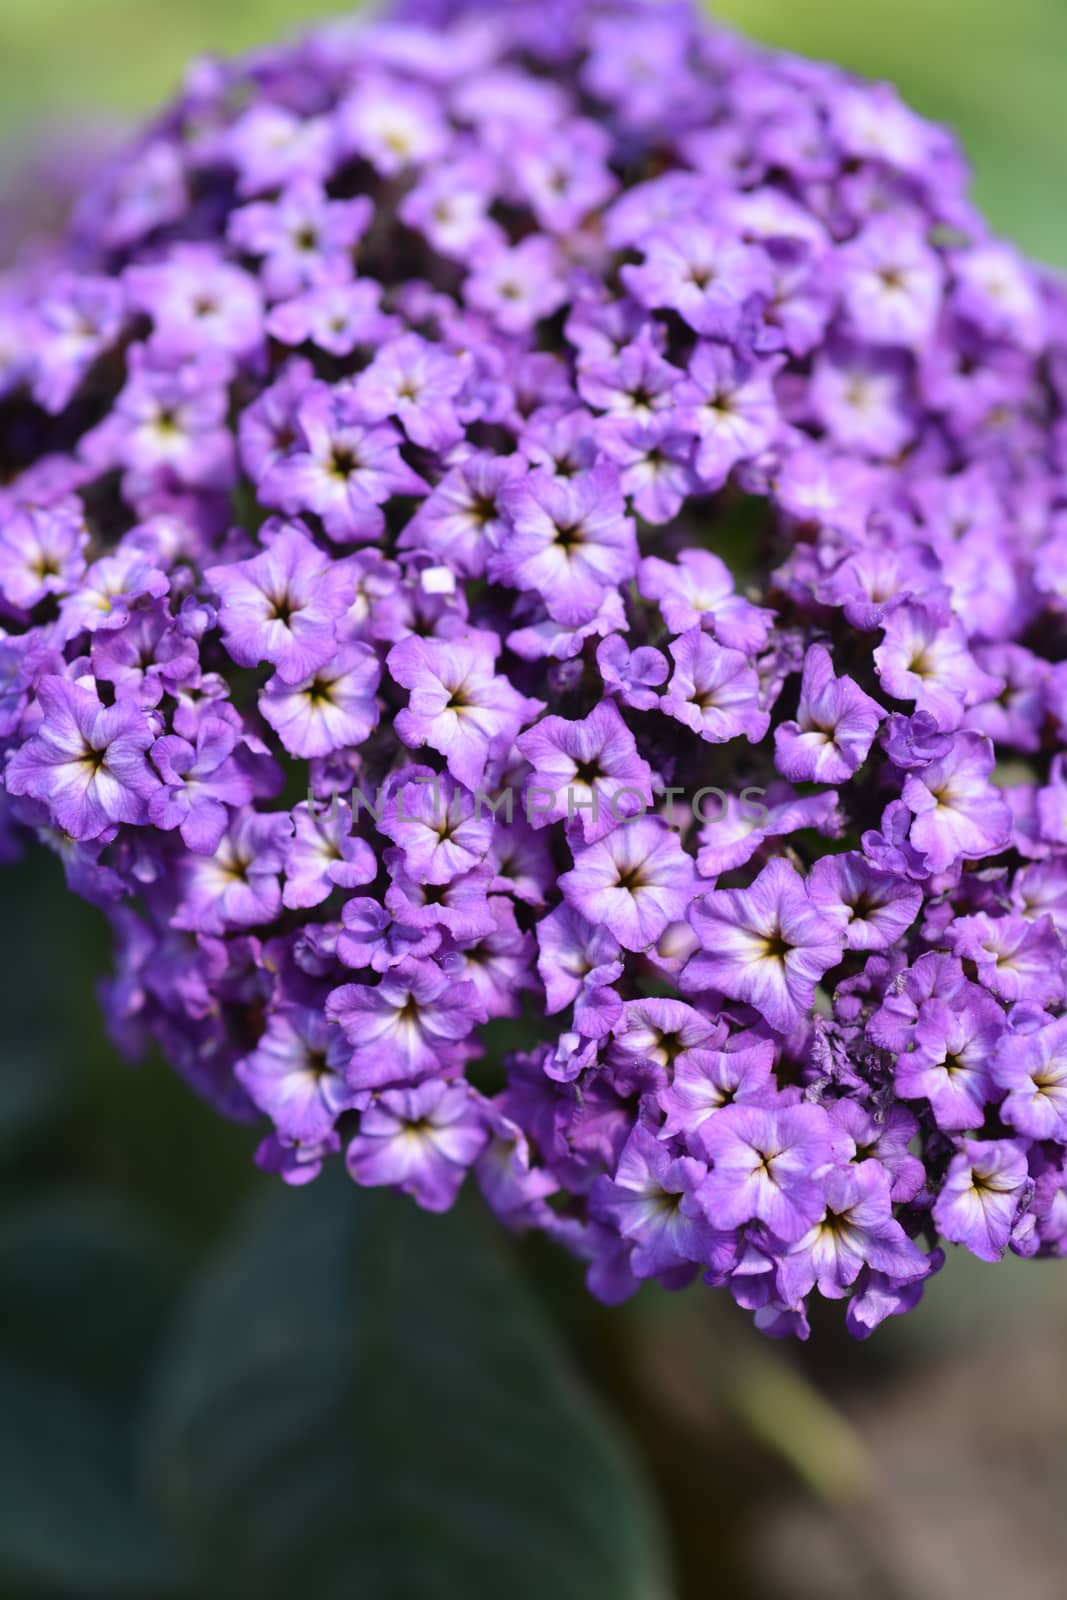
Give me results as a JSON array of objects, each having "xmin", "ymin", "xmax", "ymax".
[{"xmin": 4, "ymin": 0, "xmax": 1067, "ymax": 1340}]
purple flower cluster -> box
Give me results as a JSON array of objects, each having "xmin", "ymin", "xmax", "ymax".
[{"xmin": 3, "ymin": 0, "xmax": 1067, "ymax": 1337}]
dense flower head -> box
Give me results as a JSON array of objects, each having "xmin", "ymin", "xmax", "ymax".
[{"xmin": 4, "ymin": 0, "xmax": 1067, "ymax": 1338}]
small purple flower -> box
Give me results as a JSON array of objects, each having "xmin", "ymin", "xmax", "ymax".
[
  {"xmin": 326, "ymin": 958, "xmax": 486, "ymax": 1089},
  {"xmin": 536, "ymin": 902, "xmax": 622, "ymax": 1015},
  {"xmin": 205, "ymin": 524, "xmax": 354, "ymax": 685},
  {"xmin": 656, "ymin": 1039, "xmax": 776, "ymax": 1142},
  {"xmin": 894, "ymin": 992, "xmax": 1002, "ymax": 1131},
  {"xmin": 492, "ymin": 466, "xmax": 637, "ymax": 628},
  {"xmin": 775, "ymin": 644, "xmax": 883, "ymax": 783},
  {"xmin": 685, "ymin": 859, "xmax": 846, "ymax": 1034},
  {"xmin": 236, "ymin": 1006, "xmax": 358, "ymax": 1143},
  {"xmin": 638, "ymin": 548, "xmax": 771, "ymax": 652},
  {"xmin": 671, "ymin": 342, "xmax": 780, "ymax": 488},
  {"xmin": 259, "ymin": 386, "xmax": 424, "ymax": 545},
  {"xmin": 595, "ymin": 635, "xmax": 668, "ymax": 711},
  {"xmin": 283, "ymin": 799, "xmax": 377, "ymax": 910},
  {"xmin": 352, "ymin": 333, "xmax": 466, "ymax": 452},
  {"xmin": 260, "ymin": 642, "xmax": 380, "ymax": 758},
  {"xmin": 809, "ymin": 852, "xmax": 921, "ymax": 951},
  {"xmin": 149, "ymin": 715, "xmax": 253, "ymax": 854},
  {"xmin": 695, "ymin": 785, "xmax": 839, "ymax": 878},
  {"xmin": 32, "ymin": 275, "xmax": 125, "ymax": 414},
  {"xmin": 777, "ymin": 1161, "xmax": 928, "ymax": 1306},
  {"xmin": 591, "ymin": 1124, "xmax": 724, "ymax": 1280},
  {"xmin": 229, "ymin": 180, "xmax": 371, "ymax": 300},
  {"xmin": 377, "ymin": 769, "xmax": 492, "ymax": 887},
  {"xmin": 388, "ymin": 631, "xmax": 541, "ymax": 789},
  {"xmin": 933, "ymin": 1139, "xmax": 1033, "ymax": 1262},
  {"xmin": 125, "ymin": 245, "xmax": 263, "ymax": 359},
  {"xmin": 901, "ymin": 731, "xmax": 1012, "ymax": 875},
  {"xmin": 694, "ymin": 1102, "xmax": 834, "ymax": 1244},
  {"xmin": 596, "ymin": 415, "xmax": 699, "ymax": 524},
  {"xmin": 266, "ymin": 280, "xmax": 398, "ymax": 358},
  {"xmin": 464, "ymin": 237, "xmax": 566, "ymax": 333},
  {"xmin": 398, "ymin": 455, "xmax": 525, "ymax": 580},
  {"xmin": 346, "ymin": 1080, "xmax": 488, "ymax": 1212},
  {"xmin": 837, "ymin": 218, "xmax": 943, "ymax": 349},
  {"xmin": 991, "ymin": 1017, "xmax": 1067, "ymax": 1141},
  {"xmin": 662, "ymin": 629, "xmax": 769, "ymax": 744},
  {"xmin": 6, "ymin": 676, "xmax": 160, "ymax": 840},
  {"xmin": 516, "ymin": 699, "xmax": 654, "ymax": 842},
  {"xmin": 560, "ymin": 817, "xmax": 694, "ymax": 953},
  {"xmin": 623, "ymin": 224, "xmax": 770, "ymax": 339},
  {"xmin": 0, "ymin": 499, "xmax": 88, "ymax": 611},
  {"xmin": 874, "ymin": 602, "xmax": 1000, "ymax": 731},
  {"xmin": 173, "ymin": 808, "xmax": 291, "ymax": 935}
]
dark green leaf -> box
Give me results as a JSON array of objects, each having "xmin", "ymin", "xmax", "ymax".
[
  {"xmin": 0, "ymin": 1195, "xmax": 187, "ymax": 1597},
  {"xmin": 148, "ymin": 1174, "xmax": 674, "ymax": 1600}
]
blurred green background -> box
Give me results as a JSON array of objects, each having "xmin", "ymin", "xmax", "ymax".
[{"xmin": 1, "ymin": 3, "xmax": 1066, "ymax": 1598}]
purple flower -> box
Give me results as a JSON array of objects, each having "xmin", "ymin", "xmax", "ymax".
[
  {"xmin": 656, "ymin": 1039, "xmax": 776, "ymax": 1142},
  {"xmin": 516, "ymin": 699, "xmax": 653, "ymax": 842},
  {"xmin": 398, "ymin": 455, "xmax": 524, "ymax": 579},
  {"xmin": 777, "ymin": 1161, "xmax": 928, "ymax": 1305},
  {"xmin": 639, "ymin": 549, "xmax": 771, "ymax": 652},
  {"xmin": 662, "ymin": 629, "xmax": 769, "ymax": 745},
  {"xmin": 33, "ymin": 275, "xmax": 125, "ymax": 414},
  {"xmin": 236, "ymin": 1006, "xmax": 358, "ymax": 1144},
  {"xmin": 259, "ymin": 386, "xmax": 424, "ymax": 544},
  {"xmin": 991, "ymin": 1018, "xmax": 1067, "ymax": 1141},
  {"xmin": 591, "ymin": 1124, "xmax": 724, "ymax": 1280},
  {"xmin": 695, "ymin": 785, "xmax": 839, "ymax": 878},
  {"xmin": 685, "ymin": 859, "xmax": 846, "ymax": 1033},
  {"xmin": 352, "ymin": 333, "xmax": 466, "ymax": 452},
  {"xmin": 260, "ymin": 642, "xmax": 380, "ymax": 758},
  {"xmin": 933, "ymin": 1139, "xmax": 1033, "ymax": 1262},
  {"xmin": 670, "ymin": 343, "xmax": 780, "ymax": 488},
  {"xmin": 6, "ymin": 677, "xmax": 159, "ymax": 840},
  {"xmin": 694, "ymin": 1102, "xmax": 834, "ymax": 1244},
  {"xmin": 595, "ymin": 635, "xmax": 669, "ymax": 711},
  {"xmin": 5, "ymin": 0, "xmax": 1067, "ymax": 1340},
  {"xmin": 894, "ymin": 992, "xmax": 1002, "ymax": 1131},
  {"xmin": 126, "ymin": 245, "xmax": 263, "ymax": 360},
  {"xmin": 492, "ymin": 466, "xmax": 637, "ymax": 628},
  {"xmin": 346, "ymin": 1080, "xmax": 487, "ymax": 1212},
  {"xmin": 336, "ymin": 76, "xmax": 448, "ymax": 177},
  {"xmin": 622, "ymin": 224, "xmax": 770, "ymax": 339},
  {"xmin": 388, "ymin": 631, "xmax": 541, "ymax": 789},
  {"xmin": 837, "ymin": 218, "xmax": 942, "ymax": 349},
  {"xmin": 809, "ymin": 852, "xmax": 921, "ymax": 951},
  {"xmin": 149, "ymin": 715, "xmax": 253, "ymax": 854},
  {"xmin": 228, "ymin": 180, "xmax": 371, "ymax": 300},
  {"xmin": 536, "ymin": 902, "xmax": 621, "ymax": 1014},
  {"xmin": 597, "ymin": 416, "xmax": 699, "ymax": 524},
  {"xmin": 901, "ymin": 731, "xmax": 1012, "ymax": 874},
  {"xmin": 376, "ymin": 769, "xmax": 492, "ymax": 887},
  {"xmin": 775, "ymin": 644, "xmax": 883, "ymax": 783},
  {"xmin": 205, "ymin": 524, "xmax": 354, "ymax": 684},
  {"xmin": 283, "ymin": 799, "xmax": 377, "ymax": 910},
  {"xmin": 947, "ymin": 912, "xmax": 1065, "ymax": 1006},
  {"xmin": 173, "ymin": 808, "xmax": 291, "ymax": 935},
  {"xmin": 266, "ymin": 280, "xmax": 397, "ymax": 358},
  {"xmin": 464, "ymin": 237, "xmax": 566, "ymax": 333},
  {"xmin": 560, "ymin": 817, "xmax": 694, "ymax": 953},
  {"xmin": 0, "ymin": 499, "xmax": 88, "ymax": 611},
  {"xmin": 326, "ymin": 958, "xmax": 486, "ymax": 1089},
  {"xmin": 874, "ymin": 602, "xmax": 1000, "ymax": 730}
]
